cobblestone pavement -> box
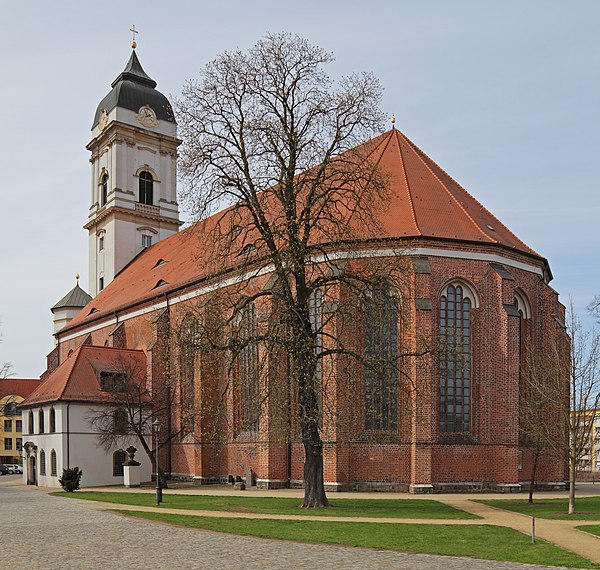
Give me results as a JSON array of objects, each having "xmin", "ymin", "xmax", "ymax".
[{"xmin": 0, "ymin": 478, "xmax": 586, "ymax": 570}]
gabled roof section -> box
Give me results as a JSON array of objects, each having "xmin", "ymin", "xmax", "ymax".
[
  {"xmin": 51, "ymin": 283, "xmax": 93, "ymax": 312},
  {"xmin": 0, "ymin": 378, "xmax": 41, "ymax": 399},
  {"xmin": 64, "ymin": 127, "xmax": 546, "ymax": 333},
  {"xmin": 21, "ymin": 346, "xmax": 146, "ymax": 407}
]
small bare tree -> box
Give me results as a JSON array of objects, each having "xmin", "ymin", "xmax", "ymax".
[
  {"xmin": 87, "ymin": 352, "xmax": 190, "ymax": 488},
  {"xmin": 520, "ymin": 301, "xmax": 600, "ymax": 513},
  {"xmin": 176, "ymin": 33, "xmax": 423, "ymax": 507}
]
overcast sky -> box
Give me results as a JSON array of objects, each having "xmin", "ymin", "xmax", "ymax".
[{"xmin": 0, "ymin": 1, "xmax": 598, "ymax": 377}]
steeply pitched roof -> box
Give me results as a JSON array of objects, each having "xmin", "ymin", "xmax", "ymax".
[
  {"xmin": 21, "ymin": 346, "xmax": 146, "ymax": 407},
  {"xmin": 64, "ymin": 127, "xmax": 547, "ymax": 333},
  {"xmin": 0, "ymin": 378, "xmax": 41, "ymax": 399},
  {"xmin": 51, "ymin": 283, "xmax": 93, "ymax": 312}
]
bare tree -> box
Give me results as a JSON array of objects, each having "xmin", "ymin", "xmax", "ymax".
[
  {"xmin": 520, "ymin": 342, "xmax": 565, "ymax": 503},
  {"xmin": 520, "ymin": 301, "xmax": 600, "ymax": 513},
  {"xmin": 176, "ymin": 33, "xmax": 421, "ymax": 507},
  {"xmin": 87, "ymin": 351, "xmax": 190, "ymax": 488},
  {"xmin": 0, "ymin": 320, "xmax": 13, "ymax": 381}
]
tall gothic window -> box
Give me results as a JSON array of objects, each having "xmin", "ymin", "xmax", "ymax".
[
  {"xmin": 439, "ymin": 284, "xmax": 473, "ymax": 433},
  {"xmin": 28, "ymin": 411, "xmax": 34, "ymax": 434},
  {"xmin": 49, "ymin": 409, "xmax": 56, "ymax": 433},
  {"xmin": 39, "ymin": 450, "xmax": 46, "ymax": 476},
  {"xmin": 238, "ymin": 302, "xmax": 258, "ymax": 432},
  {"xmin": 38, "ymin": 409, "xmax": 45, "ymax": 434},
  {"xmin": 179, "ymin": 316, "xmax": 197, "ymax": 433},
  {"xmin": 100, "ymin": 173, "xmax": 108, "ymax": 206},
  {"xmin": 139, "ymin": 171, "xmax": 154, "ymax": 205},
  {"xmin": 364, "ymin": 282, "xmax": 399, "ymax": 431}
]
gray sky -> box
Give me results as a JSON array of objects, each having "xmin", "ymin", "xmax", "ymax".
[{"xmin": 1, "ymin": 1, "xmax": 598, "ymax": 377}]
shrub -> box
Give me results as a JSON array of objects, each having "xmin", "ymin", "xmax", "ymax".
[{"xmin": 59, "ymin": 466, "xmax": 83, "ymax": 492}]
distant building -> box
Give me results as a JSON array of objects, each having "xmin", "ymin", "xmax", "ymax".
[
  {"xmin": 0, "ymin": 378, "xmax": 41, "ymax": 465},
  {"xmin": 578, "ymin": 409, "xmax": 600, "ymax": 476}
]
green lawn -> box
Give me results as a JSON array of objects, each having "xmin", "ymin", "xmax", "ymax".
[
  {"xmin": 477, "ymin": 497, "xmax": 600, "ymax": 520},
  {"xmin": 116, "ymin": 511, "xmax": 600, "ymax": 569},
  {"xmin": 53, "ymin": 491, "xmax": 476, "ymax": 519},
  {"xmin": 576, "ymin": 525, "xmax": 600, "ymax": 538}
]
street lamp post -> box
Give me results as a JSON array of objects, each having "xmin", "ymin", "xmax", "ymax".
[{"xmin": 153, "ymin": 418, "xmax": 162, "ymax": 505}]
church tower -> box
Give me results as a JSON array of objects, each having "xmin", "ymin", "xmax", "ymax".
[{"xmin": 85, "ymin": 45, "xmax": 181, "ymax": 297}]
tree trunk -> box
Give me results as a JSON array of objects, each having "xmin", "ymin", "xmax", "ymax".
[
  {"xmin": 568, "ymin": 457, "xmax": 576, "ymax": 515},
  {"xmin": 302, "ymin": 430, "xmax": 329, "ymax": 508},
  {"xmin": 528, "ymin": 447, "xmax": 540, "ymax": 504}
]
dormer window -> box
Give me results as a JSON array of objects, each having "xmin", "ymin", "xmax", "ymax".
[
  {"xmin": 139, "ymin": 171, "xmax": 153, "ymax": 205},
  {"xmin": 153, "ymin": 259, "xmax": 167, "ymax": 268},
  {"xmin": 154, "ymin": 279, "xmax": 168, "ymax": 289},
  {"xmin": 100, "ymin": 173, "xmax": 108, "ymax": 206}
]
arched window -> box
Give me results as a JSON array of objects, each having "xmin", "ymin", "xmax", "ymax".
[
  {"xmin": 113, "ymin": 449, "xmax": 127, "ymax": 476},
  {"xmin": 100, "ymin": 173, "xmax": 108, "ymax": 206},
  {"xmin": 5, "ymin": 402, "xmax": 17, "ymax": 416},
  {"xmin": 439, "ymin": 283, "xmax": 476, "ymax": 433},
  {"xmin": 38, "ymin": 409, "xmax": 45, "ymax": 434},
  {"xmin": 364, "ymin": 282, "xmax": 399, "ymax": 431},
  {"xmin": 49, "ymin": 409, "xmax": 56, "ymax": 433},
  {"xmin": 39, "ymin": 450, "xmax": 46, "ymax": 476},
  {"xmin": 179, "ymin": 316, "xmax": 198, "ymax": 432},
  {"xmin": 50, "ymin": 449, "xmax": 57, "ymax": 476},
  {"xmin": 514, "ymin": 290, "xmax": 531, "ymax": 386},
  {"xmin": 138, "ymin": 171, "xmax": 153, "ymax": 205},
  {"xmin": 238, "ymin": 302, "xmax": 258, "ymax": 432},
  {"xmin": 28, "ymin": 411, "xmax": 34, "ymax": 434}
]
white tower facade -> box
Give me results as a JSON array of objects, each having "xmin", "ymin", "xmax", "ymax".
[{"xmin": 85, "ymin": 50, "xmax": 181, "ymax": 297}]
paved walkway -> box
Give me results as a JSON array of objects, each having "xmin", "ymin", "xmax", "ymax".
[{"xmin": 1, "ymin": 476, "xmax": 598, "ymax": 569}]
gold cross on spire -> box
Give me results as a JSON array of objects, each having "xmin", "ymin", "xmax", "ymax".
[{"xmin": 130, "ymin": 25, "xmax": 138, "ymax": 49}]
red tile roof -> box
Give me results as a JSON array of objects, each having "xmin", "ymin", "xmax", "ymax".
[
  {"xmin": 63, "ymin": 128, "xmax": 545, "ymax": 333},
  {"xmin": 0, "ymin": 378, "xmax": 41, "ymax": 399},
  {"xmin": 21, "ymin": 345, "xmax": 146, "ymax": 406}
]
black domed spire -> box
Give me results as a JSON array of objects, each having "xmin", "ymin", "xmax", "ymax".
[
  {"xmin": 111, "ymin": 50, "xmax": 157, "ymax": 89},
  {"xmin": 92, "ymin": 50, "xmax": 175, "ymax": 129}
]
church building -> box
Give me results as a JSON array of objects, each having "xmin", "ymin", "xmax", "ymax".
[{"xmin": 21, "ymin": 46, "xmax": 567, "ymax": 491}]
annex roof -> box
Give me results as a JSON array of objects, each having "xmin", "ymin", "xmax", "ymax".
[
  {"xmin": 21, "ymin": 345, "xmax": 147, "ymax": 407},
  {"xmin": 0, "ymin": 378, "xmax": 41, "ymax": 399},
  {"xmin": 63, "ymin": 127, "xmax": 547, "ymax": 334}
]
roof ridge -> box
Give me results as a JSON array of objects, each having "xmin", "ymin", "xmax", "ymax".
[
  {"xmin": 392, "ymin": 130, "xmax": 420, "ymax": 236},
  {"xmin": 397, "ymin": 130, "xmax": 493, "ymax": 243}
]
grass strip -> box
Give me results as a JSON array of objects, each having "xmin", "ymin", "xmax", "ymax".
[
  {"xmin": 116, "ymin": 510, "xmax": 600, "ymax": 569},
  {"xmin": 476, "ymin": 497, "xmax": 600, "ymax": 520},
  {"xmin": 575, "ymin": 525, "xmax": 600, "ymax": 538},
  {"xmin": 52, "ymin": 491, "xmax": 476, "ymax": 519}
]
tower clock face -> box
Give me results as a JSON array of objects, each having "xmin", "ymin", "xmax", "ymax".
[{"xmin": 136, "ymin": 105, "xmax": 159, "ymax": 128}]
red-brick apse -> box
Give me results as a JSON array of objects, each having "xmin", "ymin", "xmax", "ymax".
[{"xmin": 49, "ymin": 129, "xmax": 567, "ymax": 493}]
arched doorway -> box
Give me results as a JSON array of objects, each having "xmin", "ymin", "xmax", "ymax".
[
  {"xmin": 28, "ymin": 456, "xmax": 37, "ymax": 486},
  {"xmin": 23, "ymin": 442, "xmax": 38, "ymax": 486}
]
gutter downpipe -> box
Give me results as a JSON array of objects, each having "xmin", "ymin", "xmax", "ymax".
[{"xmin": 66, "ymin": 402, "xmax": 71, "ymax": 469}]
